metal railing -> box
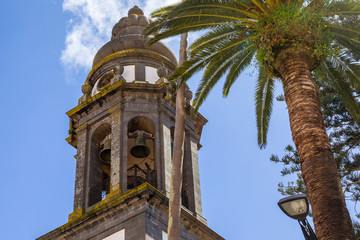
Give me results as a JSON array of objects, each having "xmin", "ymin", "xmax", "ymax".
[
  {"xmin": 88, "ymin": 177, "xmax": 110, "ymax": 206},
  {"xmin": 127, "ymin": 164, "xmax": 157, "ymax": 189},
  {"xmin": 87, "ymin": 165, "xmax": 157, "ymax": 206}
]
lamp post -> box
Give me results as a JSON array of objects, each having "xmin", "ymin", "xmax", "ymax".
[{"xmin": 278, "ymin": 194, "xmax": 318, "ymax": 240}]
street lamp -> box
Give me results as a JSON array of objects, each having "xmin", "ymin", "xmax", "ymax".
[{"xmin": 278, "ymin": 194, "xmax": 318, "ymax": 240}]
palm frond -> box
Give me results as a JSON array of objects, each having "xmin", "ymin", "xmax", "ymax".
[
  {"xmin": 323, "ymin": 0, "xmax": 360, "ymax": 13},
  {"xmin": 190, "ymin": 26, "xmax": 246, "ymax": 51},
  {"xmin": 223, "ymin": 47, "xmax": 256, "ymax": 96},
  {"xmin": 147, "ymin": 22, "xmax": 251, "ymax": 45},
  {"xmin": 330, "ymin": 32, "xmax": 360, "ymax": 60},
  {"xmin": 264, "ymin": 0, "xmax": 276, "ymax": 11},
  {"xmin": 150, "ymin": 5, "xmax": 178, "ymax": 18},
  {"xmin": 255, "ymin": 67, "xmax": 275, "ymax": 149},
  {"xmin": 322, "ymin": 10, "xmax": 360, "ymax": 16},
  {"xmin": 251, "ymin": 0, "xmax": 271, "ymax": 15},
  {"xmin": 168, "ymin": 35, "xmax": 256, "ymax": 83},
  {"xmin": 326, "ymin": 53, "xmax": 360, "ymax": 90},
  {"xmin": 327, "ymin": 17, "xmax": 360, "ymax": 60},
  {"xmin": 193, "ymin": 44, "xmax": 255, "ymax": 108},
  {"xmin": 320, "ymin": 61, "xmax": 360, "ymax": 122},
  {"xmin": 163, "ymin": 13, "xmax": 256, "ymax": 24},
  {"xmin": 328, "ymin": 25, "xmax": 360, "ymax": 36},
  {"xmin": 143, "ymin": 0, "xmax": 260, "ymax": 43},
  {"xmin": 167, "ymin": 0, "xmax": 260, "ymax": 19}
]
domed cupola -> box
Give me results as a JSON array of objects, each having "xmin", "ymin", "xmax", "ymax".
[{"xmin": 81, "ymin": 6, "xmax": 178, "ymax": 98}]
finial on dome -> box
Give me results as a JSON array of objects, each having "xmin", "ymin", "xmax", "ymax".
[{"xmin": 128, "ymin": 6, "xmax": 143, "ymax": 16}]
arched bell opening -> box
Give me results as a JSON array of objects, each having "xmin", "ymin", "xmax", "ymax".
[
  {"xmin": 127, "ymin": 116, "xmax": 157, "ymax": 189},
  {"xmin": 88, "ymin": 123, "xmax": 111, "ymax": 207}
]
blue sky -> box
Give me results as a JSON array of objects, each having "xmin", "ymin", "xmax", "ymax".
[{"xmin": 0, "ymin": 0, "xmax": 327, "ymax": 239}]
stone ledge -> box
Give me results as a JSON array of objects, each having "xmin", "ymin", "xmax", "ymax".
[
  {"xmin": 37, "ymin": 183, "xmax": 223, "ymax": 240},
  {"xmin": 37, "ymin": 183, "xmax": 164, "ymax": 240}
]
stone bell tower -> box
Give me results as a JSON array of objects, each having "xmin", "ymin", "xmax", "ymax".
[{"xmin": 38, "ymin": 6, "xmax": 223, "ymax": 240}]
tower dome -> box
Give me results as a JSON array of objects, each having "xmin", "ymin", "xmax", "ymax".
[
  {"xmin": 93, "ymin": 6, "xmax": 177, "ymax": 67},
  {"xmin": 82, "ymin": 6, "xmax": 177, "ymax": 97}
]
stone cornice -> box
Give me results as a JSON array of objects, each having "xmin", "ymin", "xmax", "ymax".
[
  {"xmin": 36, "ymin": 183, "xmax": 223, "ymax": 240},
  {"xmin": 87, "ymin": 49, "xmax": 177, "ymax": 86}
]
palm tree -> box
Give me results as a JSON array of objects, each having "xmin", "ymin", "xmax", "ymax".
[{"xmin": 144, "ymin": 0, "xmax": 360, "ymax": 239}]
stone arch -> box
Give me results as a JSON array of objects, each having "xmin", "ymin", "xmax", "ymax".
[
  {"xmin": 127, "ymin": 116, "xmax": 157, "ymax": 189},
  {"xmin": 128, "ymin": 116, "xmax": 155, "ymax": 134},
  {"xmin": 88, "ymin": 123, "xmax": 111, "ymax": 206}
]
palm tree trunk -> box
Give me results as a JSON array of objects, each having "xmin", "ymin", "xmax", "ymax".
[
  {"xmin": 275, "ymin": 48, "xmax": 355, "ymax": 240},
  {"xmin": 167, "ymin": 32, "xmax": 188, "ymax": 240}
]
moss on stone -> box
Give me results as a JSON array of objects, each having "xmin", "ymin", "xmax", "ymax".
[{"xmin": 58, "ymin": 183, "xmax": 164, "ymax": 233}]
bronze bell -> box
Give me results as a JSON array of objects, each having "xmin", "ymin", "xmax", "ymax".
[
  {"xmin": 99, "ymin": 139, "xmax": 111, "ymax": 163},
  {"xmin": 130, "ymin": 135, "xmax": 150, "ymax": 158}
]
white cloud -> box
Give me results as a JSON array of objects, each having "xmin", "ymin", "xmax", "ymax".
[
  {"xmin": 143, "ymin": 0, "xmax": 179, "ymax": 17},
  {"xmin": 61, "ymin": 0, "xmax": 182, "ymax": 82}
]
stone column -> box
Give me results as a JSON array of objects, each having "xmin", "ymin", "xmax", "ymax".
[
  {"xmin": 135, "ymin": 63, "xmax": 145, "ymax": 82},
  {"xmin": 162, "ymin": 123, "xmax": 172, "ymax": 196},
  {"xmin": 73, "ymin": 125, "xmax": 89, "ymax": 212},
  {"xmin": 155, "ymin": 102, "xmax": 164, "ymax": 190},
  {"xmin": 120, "ymin": 101, "xmax": 128, "ymax": 190},
  {"xmin": 189, "ymin": 134, "xmax": 206, "ymax": 223},
  {"xmin": 183, "ymin": 131, "xmax": 195, "ymax": 211},
  {"xmin": 111, "ymin": 112, "xmax": 121, "ymax": 193}
]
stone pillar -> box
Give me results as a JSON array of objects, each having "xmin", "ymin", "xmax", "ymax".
[
  {"xmin": 189, "ymin": 134, "xmax": 205, "ymax": 223},
  {"xmin": 183, "ymin": 131, "xmax": 195, "ymax": 211},
  {"xmin": 73, "ymin": 125, "xmax": 89, "ymax": 211},
  {"xmin": 157, "ymin": 104, "xmax": 165, "ymax": 192},
  {"xmin": 154, "ymin": 113, "xmax": 162, "ymax": 190},
  {"xmin": 162, "ymin": 123, "xmax": 172, "ymax": 196},
  {"xmin": 111, "ymin": 112, "xmax": 121, "ymax": 192},
  {"xmin": 120, "ymin": 102, "xmax": 128, "ymax": 191},
  {"xmin": 135, "ymin": 63, "xmax": 145, "ymax": 82}
]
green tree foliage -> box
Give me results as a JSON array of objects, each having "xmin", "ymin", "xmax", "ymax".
[
  {"xmin": 271, "ymin": 82, "xmax": 360, "ymax": 236},
  {"xmin": 144, "ymin": 0, "xmax": 360, "ymax": 147}
]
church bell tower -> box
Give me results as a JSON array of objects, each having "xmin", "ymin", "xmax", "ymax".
[{"xmin": 38, "ymin": 6, "xmax": 223, "ymax": 240}]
